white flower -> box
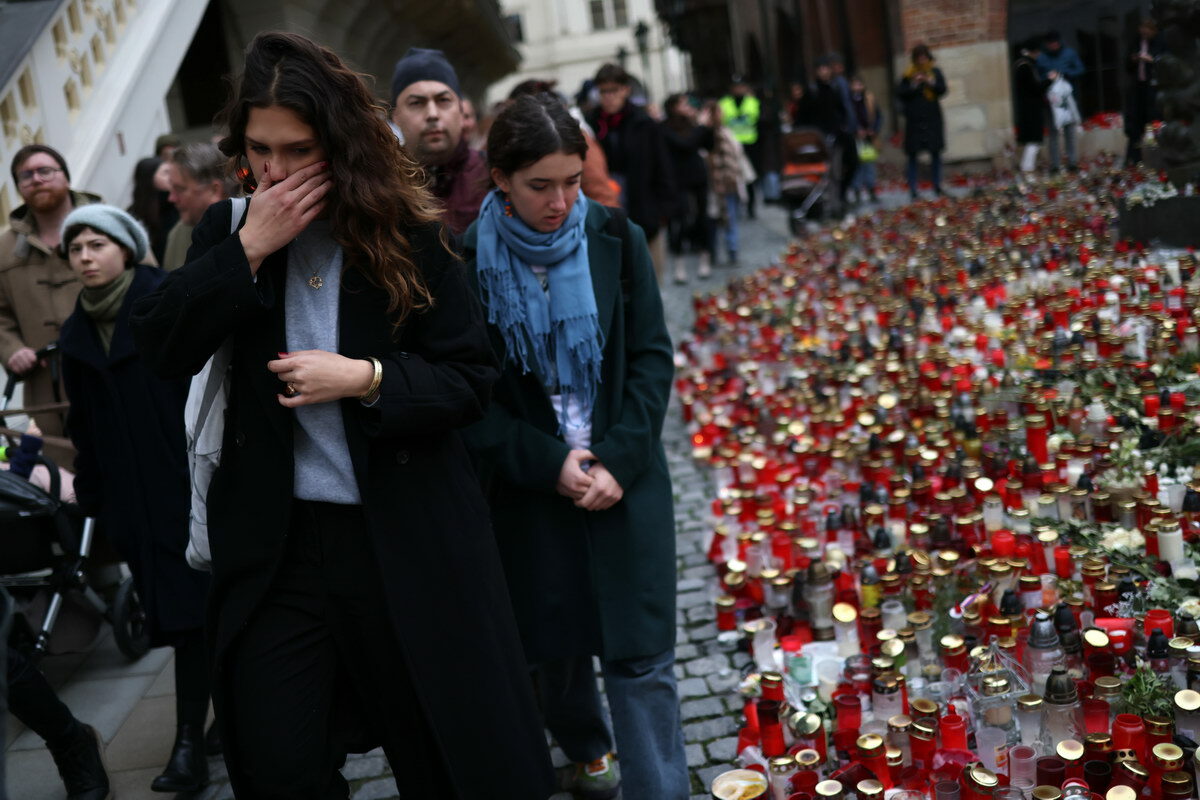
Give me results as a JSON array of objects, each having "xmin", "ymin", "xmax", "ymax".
[
  {"xmin": 1179, "ymin": 597, "xmax": 1200, "ymax": 618},
  {"xmin": 1100, "ymin": 527, "xmax": 1146, "ymax": 553}
]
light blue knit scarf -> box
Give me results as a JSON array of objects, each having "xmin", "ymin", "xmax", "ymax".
[{"xmin": 475, "ymin": 189, "xmax": 602, "ymax": 425}]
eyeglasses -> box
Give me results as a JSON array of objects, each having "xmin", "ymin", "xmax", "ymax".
[{"xmin": 16, "ymin": 166, "xmax": 63, "ymax": 185}]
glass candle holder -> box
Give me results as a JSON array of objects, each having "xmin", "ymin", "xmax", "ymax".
[
  {"xmin": 1009, "ymin": 744, "xmax": 1039, "ymax": 786},
  {"xmin": 833, "ymin": 693, "xmax": 862, "ymax": 733}
]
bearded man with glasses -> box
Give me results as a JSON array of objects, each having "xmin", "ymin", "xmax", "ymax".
[{"xmin": 0, "ymin": 145, "xmax": 100, "ymax": 463}]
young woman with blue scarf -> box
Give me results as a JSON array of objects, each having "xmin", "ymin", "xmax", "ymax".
[{"xmin": 462, "ymin": 93, "xmax": 688, "ymax": 800}]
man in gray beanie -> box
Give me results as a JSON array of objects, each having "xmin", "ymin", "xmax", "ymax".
[{"xmin": 390, "ymin": 47, "xmax": 488, "ymax": 235}]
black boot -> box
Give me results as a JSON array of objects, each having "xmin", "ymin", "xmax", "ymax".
[
  {"xmin": 48, "ymin": 723, "xmax": 111, "ymax": 800},
  {"xmin": 151, "ymin": 723, "xmax": 209, "ymax": 792}
]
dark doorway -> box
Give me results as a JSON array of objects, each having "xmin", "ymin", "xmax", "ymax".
[{"xmin": 173, "ymin": 1, "xmax": 234, "ymax": 130}]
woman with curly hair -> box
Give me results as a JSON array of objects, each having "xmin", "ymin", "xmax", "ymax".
[{"xmin": 131, "ymin": 31, "xmax": 553, "ymax": 799}]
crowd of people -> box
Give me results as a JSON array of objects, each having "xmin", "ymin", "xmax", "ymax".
[
  {"xmin": 0, "ymin": 31, "xmax": 700, "ymax": 800},
  {"xmin": 0, "ymin": 18, "xmax": 1170, "ymax": 800}
]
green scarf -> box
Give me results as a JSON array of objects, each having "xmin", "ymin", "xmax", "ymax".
[{"xmin": 79, "ymin": 268, "xmax": 135, "ymax": 354}]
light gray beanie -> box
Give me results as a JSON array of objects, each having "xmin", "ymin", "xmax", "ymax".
[{"xmin": 61, "ymin": 204, "xmax": 150, "ymax": 264}]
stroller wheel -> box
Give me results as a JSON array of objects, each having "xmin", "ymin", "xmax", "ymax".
[{"xmin": 112, "ymin": 576, "xmax": 150, "ymax": 660}]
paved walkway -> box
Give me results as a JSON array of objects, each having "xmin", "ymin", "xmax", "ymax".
[{"xmin": 3, "ymin": 198, "xmax": 851, "ymax": 799}]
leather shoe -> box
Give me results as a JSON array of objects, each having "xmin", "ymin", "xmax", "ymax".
[
  {"xmin": 48, "ymin": 722, "xmax": 111, "ymax": 800},
  {"xmin": 151, "ymin": 723, "xmax": 209, "ymax": 792}
]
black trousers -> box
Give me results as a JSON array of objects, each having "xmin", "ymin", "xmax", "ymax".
[
  {"xmin": 666, "ymin": 184, "xmax": 714, "ymax": 256},
  {"xmin": 7, "ymin": 645, "xmax": 79, "ymax": 748},
  {"xmin": 227, "ymin": 501, "xmax": 452, "ymax": 799}
]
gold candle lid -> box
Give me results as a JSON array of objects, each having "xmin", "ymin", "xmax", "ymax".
[
  {"xmin": 1094, "ymin": 676, "xmax": 1122, "ymax": 698},
  {"xmin": 856, "ymin": 779, "xmax": 883, "ymax": 797},
  {"xmin": 815, "ymin": 779, "xmax": 844, "ymax": 798},
  {"xmin": 1032, "ymin": 786, "xmax": 1062, "ymax": 800},
  {"xmin": 970, "ymin": 765, "xmax": 998, "ymax": 787},
  {"xmin": 793, "ymin": 748, "xmax": 821, "ymax": 768},
  {"xmin": 1105, "ymin": 788, "xmax": 1137, "ymax": 800},
  {"xmin": 910, "ymin": 697, "xmax": 938, "ymax": 717},
  {"xmin": 833, "ymin": 602, "xmax": 857, "ymax": 623},
  {"xmin": 1145, "ymin": 715, "xmax": 1174, "ymax": 736},
  {"xmin": 1175, "ymin": 689, "xmax": 1200, "ymax": 711},
  {"xmin": 1056, "ymin": 739, "xmax": 1084, "ymax": 761},
  {"xmin": 1153, "ymin": 742, "xmax": 1184, "ymax": 765},
  {"xmin": 888, "ymin": 714, "xmax": 912, "ymax": 731},
  {"xmin": 856, "ymin": 733, "xmax": 885, "ymax": 755},
  {"xmin": 769, "ymin": 755, "xmax": 796, "ymax": 773},
  {"xmin": 1017, "ymin": 694, "xmax": 1044, "ymax": 710}
]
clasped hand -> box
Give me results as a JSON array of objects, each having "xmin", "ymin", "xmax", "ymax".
[
  {"xmin": 267, "ymin": 350, "xmax": 373, "ymax": 408},
  {"xmin": 557, "ymin": 449, "xmax": 624, "ymax": 511}
]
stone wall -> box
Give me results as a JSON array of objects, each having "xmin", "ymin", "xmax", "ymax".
[{"xmin": 893, "ymin": 0, "xmax": 1012, "ymax": 162}]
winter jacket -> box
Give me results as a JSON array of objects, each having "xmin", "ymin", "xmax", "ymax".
[
  {"xmin": 1037, "ymin": 46, "xmax": 1085, "ymax": 83},
  {"xmin": 426, "ymin": 139, "xmax": 489, "ymax": 236},
  {"xmin": 897, "ymin": 67, "xmax": 947, "ymax": 153},
  {"xmin": 1014, "ymin": 56, "xmax": 1048, "ymax": 144},
  {"xmin": 0, "ymin": 190, "xmax": 100, "ymax": 463}
]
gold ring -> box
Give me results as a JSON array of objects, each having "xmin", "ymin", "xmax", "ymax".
[{"xmin": 285, "ymin": 382, "xmax": 298, "ymax": 397}]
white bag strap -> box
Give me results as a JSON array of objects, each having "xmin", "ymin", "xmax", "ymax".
[{"xmin": 191, "ymin": 198, "xmax": 247, "ymax": 443}]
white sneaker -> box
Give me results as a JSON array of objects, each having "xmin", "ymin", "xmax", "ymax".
[
  {"xmin": 672, "ymin": 257, "xmax": 687, "ymax": 284},
  {"xmin": 697, "ymin": 252, "xmax": 712, "ymax": 278}
]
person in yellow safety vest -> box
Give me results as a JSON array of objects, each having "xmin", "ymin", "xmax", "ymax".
[{"xmin": 718, "ymin": 77, "xmax": 761, "ymax": 217}]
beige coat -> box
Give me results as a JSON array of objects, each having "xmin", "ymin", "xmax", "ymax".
[{"xmin": 0, "ymin": 190, "xmax": 100, "ymax": 462}]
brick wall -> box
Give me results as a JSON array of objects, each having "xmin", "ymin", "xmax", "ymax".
[{"xmin": 898, "ymin": 0, "xmax": 1007, "ymax": 51}]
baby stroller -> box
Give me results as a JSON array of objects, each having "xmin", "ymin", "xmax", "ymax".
[
  {"xmin": 780, "ymin": 128, "xmax": 833, "ymax": 234},
  {"xmin": 0, "ymin": 346, "xmax": 149, "ymax": 660}
]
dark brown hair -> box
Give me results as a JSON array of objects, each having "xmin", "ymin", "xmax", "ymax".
[
  {"xmin": 11, "ymin": 144, "xmax": 70, "ymax": 184},
  {"xmin": 594, "ymin": 63, "xmax": 631, "ymax": 86},
  {"xmin": 486, "ymin": 94, "xmax": 588, "ymax": 176},
  {"xmin": 217, "ymin": 31, "xmax": 439, "ymax": 323},
  {"xmin": 911, "ymin": 44, "xmax": 933, "ymax": 63}
]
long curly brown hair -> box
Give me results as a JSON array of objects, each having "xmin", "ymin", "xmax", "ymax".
[{"xmin": 217, "ymin": 31, "xmax": 438, "ymax": 322}]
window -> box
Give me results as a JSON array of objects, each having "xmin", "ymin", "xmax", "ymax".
[
  {"xmin": 0, "ymin": 94, "xmax": 17, "ymax": 140},
  {"xmin": 114, "ymin": 0, "xmax": 126, "ymax": 26},
  {"xmin": 18, "ymin": 69, "xmax": 35, "ymax": 109},
  {"xmin": 589, "ymin": 0, "xmax": 628, "ymax": 30},
  {"xmin": 505, "ymin": 13, "xmax": 525, "ymax": 43},
  {"xmin": 101, "ymin": 12, "xmax": 115, "ymax": 43},
  {"xmin": 68, "ymin": 1, "xmax": 82, "ymax": 34},
  {"xmin": 79, "ymin": 56, "xmax": 93, "ymax": 89},
  {"xmin": 53, "ymin": 20, "xmax": 68, "ymax": 57},
  {"xmin": 64, "ymin": 78, "xmax": 80, "ymax": 114},
  {"xmin": 91, "ymin": 35, "xmax": 105, "ymax": 66},
  {"xmin": 0, "ymin": 187, "xmax": 10, "ymax": 225}
]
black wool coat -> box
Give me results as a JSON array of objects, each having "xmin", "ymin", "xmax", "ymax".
[
  {"xmin": 1013, "ymin": 56, "xmax": 1047, "ymax": 145},
  {"xmin": 897, "ymin": 67, "xmax": 948, "ymax": 154},
  {"xmin": 461, "ymin": 202, "xmax": 677, "ymax": 664},
  {"xmin": 60, "ymin": 265, "xmax": 209, "ymax": 645},
  {"xmin": 660, "ymin": 121, "xmax": 715, "ymax": 191},
  {"xmin": 589, "ymin": 103, "xmax": 678, "ymax": 238},
  {"xmin": 130, "ymin": 200, "xmax": 554, "ymax": 800}
]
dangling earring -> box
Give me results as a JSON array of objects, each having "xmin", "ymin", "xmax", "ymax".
[
  {"xmin": 235, "ymin": 155, "xmax": 257, "ymax": 194},
  {"xmin": 503, "ymin": 193, "xmax": 513, "ymax": 218}
]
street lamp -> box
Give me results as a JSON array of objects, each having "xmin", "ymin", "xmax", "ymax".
[{"xmin": 634, "ymin": 20, "xmax": 651, "ymax": 73}]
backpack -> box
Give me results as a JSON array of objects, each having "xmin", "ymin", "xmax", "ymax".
[{"xmin": 183, "ymin": 197, "xmax": 245, "ymax": 571}]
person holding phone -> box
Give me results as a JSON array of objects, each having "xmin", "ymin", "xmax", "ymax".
[{"xmin": 131, "ymin": 31, "xmax": 553, "ymax": 800}]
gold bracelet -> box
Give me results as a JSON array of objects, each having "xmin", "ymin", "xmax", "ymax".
[{"xmin": 359, "ymin": 357, "xmax": 383, "ymax": 402}]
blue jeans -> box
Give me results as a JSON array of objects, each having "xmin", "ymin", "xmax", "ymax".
[
  {"xmin": 537, "ymin": 648, "xmax": 689, "ymax": 800},
  {"xmin": 906, "ymin": 150, "xmax": 943, "ymax": 195},
  {"xmin": 851, "ymin": 161, "xmax": 877, "ymax": 192},
  {"xmin": 721, "ymin": 193, "xmax": 740, "ymax": 257}
]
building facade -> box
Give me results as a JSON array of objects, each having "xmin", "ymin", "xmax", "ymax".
[
  {"xmin": 0, "ymin": 0, "xmax": 520, "ymax": 220},
  {"xmin": 486, "ymin": 0, "xmax": 691, "ymax": 108},
  {"xmin": 659, "ymin": 0, "xmax": 1153, "ymax": 163}
]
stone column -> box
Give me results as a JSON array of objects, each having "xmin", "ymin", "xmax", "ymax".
[{"xmin": 893, "ymin": 0, "xmax": 1011, "ymax": 162}]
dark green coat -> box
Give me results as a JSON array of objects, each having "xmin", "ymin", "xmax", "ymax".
[{"xmin": 462, "ymin": 202, "xmax": 676, "ymax": 663}]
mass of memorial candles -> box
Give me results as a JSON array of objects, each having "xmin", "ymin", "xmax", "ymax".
[{"xmin": 692, "ymin": 171, "xmax": 1200, "ymax": 800}]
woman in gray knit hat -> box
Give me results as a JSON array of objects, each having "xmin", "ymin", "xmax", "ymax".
[{"xmin": 57, "ymin": 204, "xmax": 214, "ymax": 793}]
